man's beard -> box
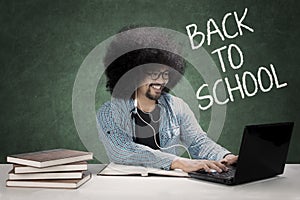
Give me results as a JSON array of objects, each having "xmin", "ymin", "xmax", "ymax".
[
  {"xmin": 145, "ymin": 90, "xmax": 161, "ymax": 100},
  {"xmin": 145, "ymin": 83, "xmax": 165, "ymax": 100}
]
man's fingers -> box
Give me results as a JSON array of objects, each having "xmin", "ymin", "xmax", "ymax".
[
  {"xmin": 221, "ymin": 155, "xmax": 239, "ymax": 166},
  {"xmin": 202, "ymin": 165, "xmax": 210, "ymax": 172},
  {"xmin": 204, "ymin": 161, "xmax": 227, "ymax": 173},
  {"xmin": 189, "ymin": 159, "xmax": 232, "ymax": 173},
  {"xmin": 220, "ymin": 158, "xmax": 229, "ymax": 165},
  {"xmin": 206, "ymin": 163, "xmax": 221, "ymax": 173}
]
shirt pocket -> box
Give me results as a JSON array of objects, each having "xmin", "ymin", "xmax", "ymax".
[{"xmin": 160, "ymin": 125, "xmax": 181, "ymax": 146}]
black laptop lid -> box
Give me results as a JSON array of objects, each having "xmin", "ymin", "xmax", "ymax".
[{"xmin": 234, "ymin": 122, "xmax": 294, "ymax": 184}]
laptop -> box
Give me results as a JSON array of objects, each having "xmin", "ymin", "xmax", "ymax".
[{"xmin": 188, "ymin": 122, "xmax": 294, "ymax": 185}]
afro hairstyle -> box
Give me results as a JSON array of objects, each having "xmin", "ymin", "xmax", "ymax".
[{"xmin": 103, "ymin": 25, "xmax": 186, "ymax": 99}]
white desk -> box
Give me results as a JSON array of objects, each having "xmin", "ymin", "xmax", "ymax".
[{"xmin": 1, "ymin": 164, "xmax": 299, "ymax": 200}]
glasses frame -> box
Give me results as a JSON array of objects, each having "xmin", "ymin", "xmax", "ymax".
[{"xmin": 146, "ymin": 70, "xmax": 170, "ymax": 80}]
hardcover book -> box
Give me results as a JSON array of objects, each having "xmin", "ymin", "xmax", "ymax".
[
  {"xmin": 7, "ymin": 149, "xmax": 93, "ymax": 168},
  {"xmin": 13, "ymin": 161, "xmax": 88, "ymax": 174},
  {"xmin": 8, "ymin": 170, "xmax": 84, "ymax": 180},
  {"xmin": 6, "ymin": 171, "xmax": 91, "ymax": 189},
  {"xmin": 98, "ymin": 162, "xmax": 189, "ymax": 177}
]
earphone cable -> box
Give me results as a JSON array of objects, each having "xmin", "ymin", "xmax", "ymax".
[{"xmin": 135, "ymin": 110, "xmax": 192, "ymax": 160}]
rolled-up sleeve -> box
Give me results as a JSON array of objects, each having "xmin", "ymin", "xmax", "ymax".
[{"xmin": 177, "ymin": 99, "xmax": 231, "ymax": 161}]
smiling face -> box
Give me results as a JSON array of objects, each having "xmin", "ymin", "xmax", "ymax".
[{"xmin": 137, "ymin": 65, "xmax": 170, "ymax": 101}]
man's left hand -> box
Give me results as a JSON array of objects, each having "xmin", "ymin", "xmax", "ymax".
[{"xmin": 220, "ymin": 154, "xmax": 238, "ymax": 166}]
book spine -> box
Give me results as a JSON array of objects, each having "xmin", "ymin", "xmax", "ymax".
[
  {"xmin": 7, "ymin": 157, "xmax": 41, "ymax": 168},
  {"xmin": 9, "ymin": 172, "xmax": 83, "ymax": 180}
]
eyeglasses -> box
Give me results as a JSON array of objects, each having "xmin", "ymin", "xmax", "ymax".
[{"xmin": 146, "ymin": 70, "xmax": 169, "ymax": 80}]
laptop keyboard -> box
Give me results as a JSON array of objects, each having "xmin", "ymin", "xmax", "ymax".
[
  {"xmin": 195, "ymin": 165, "xmax": 236, "ymax": 179},
  {"xmin": 212, "ymin": 167, "xmax": 235, "ymax": 178}
]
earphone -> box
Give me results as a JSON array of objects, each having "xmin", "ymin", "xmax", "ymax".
[
  {"xmin": 133, "ymin": 98, "xmax": 138, "ymax": 114},
  {"xmin": 133, "ymin": 91, "xmax": 192, "ymax": 159}
]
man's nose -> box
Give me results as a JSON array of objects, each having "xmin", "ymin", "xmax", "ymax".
[{"xmin": 155, "ymin": 75, "xmax": 168, "ymax": 84}]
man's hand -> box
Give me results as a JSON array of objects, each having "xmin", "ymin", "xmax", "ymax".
[
  {"xmin": 220, "ymin": 154, "xmax": 238, "ymax": 166},
  {"xmin": 170, "ymin": 157, "xmax": 228, "ymax": 173}
]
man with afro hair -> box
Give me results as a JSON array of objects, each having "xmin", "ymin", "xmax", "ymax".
[{"xmin": 97, "ymin": 26, "xmax": 237, "ymax": 172}]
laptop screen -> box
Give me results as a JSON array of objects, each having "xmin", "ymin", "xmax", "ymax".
[{"xmin": 234, "ymin": 122, "xmax": 294, "ymax": 184}]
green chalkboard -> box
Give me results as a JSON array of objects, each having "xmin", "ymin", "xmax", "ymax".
[{"xmin": 0, "ymin": 0, "xmax": 299, "ymax": 164}]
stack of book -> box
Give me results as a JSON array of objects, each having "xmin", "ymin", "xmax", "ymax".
[{"xmin": 6, "ymin": 149, "xmax": 93, "ymax": 189}]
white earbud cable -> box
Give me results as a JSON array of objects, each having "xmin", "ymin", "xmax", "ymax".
[{"xmin": 135, "ymin": 91, "xmax": 192, "ymax": 159}]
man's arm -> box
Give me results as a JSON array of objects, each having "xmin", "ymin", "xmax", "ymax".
[
  {"xmin": 170, "ymin": 157, "xmax": 228, "ymax": 172},
  {"xmin": 171, "ymin": 98, "xmax": 237, "ymax": 171},
  {"xmin": 176, "ymin": 98, "xmax": 231, "ymax": 160},
  {"xmin": 170, "ymin": 154, "xmax": 238, "ymax": 172}
]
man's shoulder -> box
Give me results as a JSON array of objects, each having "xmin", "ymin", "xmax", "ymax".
[
  {"xmin": 96, "ymin": 101, "xmax": 110, "ymax": 120},
  {"xmin": 161, "ymin": 93, "xmax": 185, "ymax": 105},
  {"xmin": 97, "ymin": 101, "xmax": 111, "ymax": 112},
  {"xmin": 97, "ymin": 98, "xmax": 132, "ymax": 116}
]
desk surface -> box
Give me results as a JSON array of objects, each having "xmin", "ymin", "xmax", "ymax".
[{"xmin": 1, "ymin": 164, "xmax": 299, "ymax": 200}]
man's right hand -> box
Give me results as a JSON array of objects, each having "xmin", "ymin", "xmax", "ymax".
[{"xmin": 170, "ymin": 157, "xmax": 228, "ymax": 173}]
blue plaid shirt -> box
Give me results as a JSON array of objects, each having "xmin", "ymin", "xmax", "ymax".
[{"xmin": 97, "ymin": 93, "xmax": 230, "ymax": 170}]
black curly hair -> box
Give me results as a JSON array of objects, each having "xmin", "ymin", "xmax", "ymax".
[{"xmin": 104, "ymin": 26, "xmax": 186, "ymax": 99}]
